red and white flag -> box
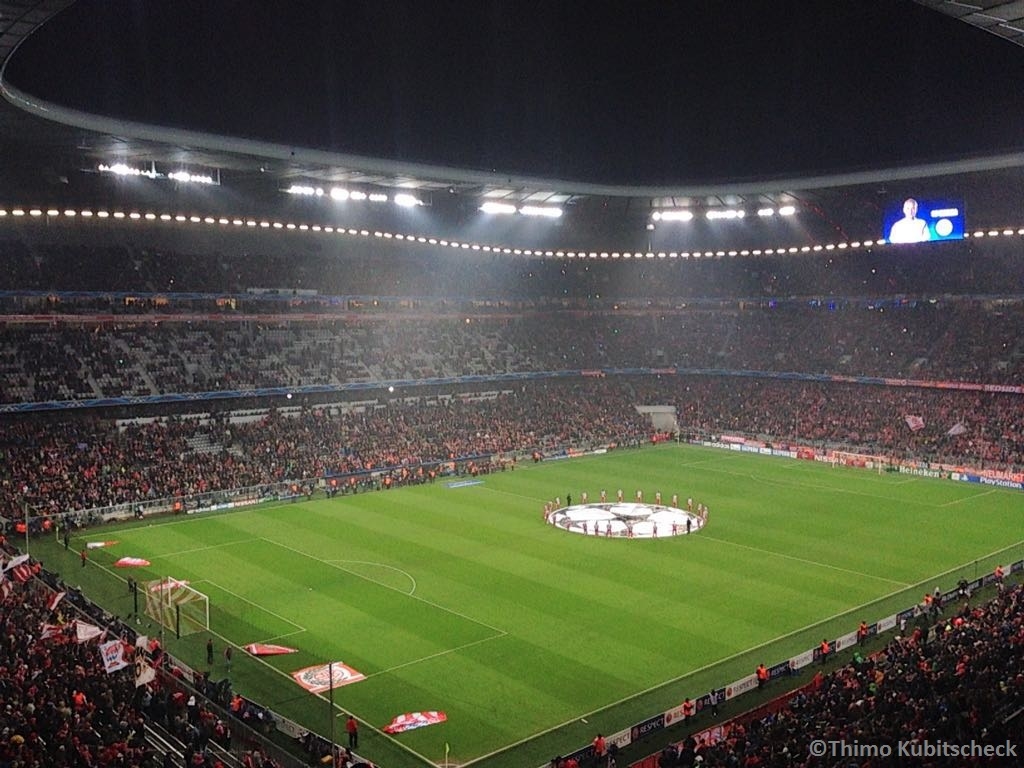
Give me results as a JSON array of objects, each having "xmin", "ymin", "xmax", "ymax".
[
  {"xmin": 2, "ymin": 554, "xmax": 29, "ymax": 573},
  {"xmin": 148, "ymin": 578, "xmax": 189, "ymax": 592},
  {"xmin": 99, "ymin": 638, "xmax": 130, "ymax": 673},
  {"xmin": 74, "ymin": 620, "xmax": 104, "ymax": 644},
  {"xmin": 904, "ymin": 415, "xmax": 925, "ymax": 432},
  {"xmin": 0, "ymin": 575, "xmax": 11, "ymax": 601},
  {"xmin": 47, "ymin": 591, "xmax": 66, "ymax": 612},
  {"xmin": 87, "ymin": 541, "xmax": 120, "ymax": 549},
  {"xmin": 114, "ymin": 557, "xmax": 151, "ymax": 568},
  {"xmin": 382, "ymin": 711, "xmax": 447, "ymax": 734},
  {"xmin": 291, "ymin": 662, "xmax": 365, "ymax": 693},
  {"xmin": 134, "ymin": 635, "xmax": 156, "ymax": 687},
  {"xmin": 40, "ymin": 623, "xmax": 63, "ymax": 640},
  {"xmin": 9, "ymin": 564, "xmax": 33, "ymax": 583},
  {"xmin": 244, "ymin": 643, "xmax": 299, "ymax": 656}
]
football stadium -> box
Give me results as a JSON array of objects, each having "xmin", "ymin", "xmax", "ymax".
[{"xmin": 1, "ymin": 2, "xmax": 1023, "ymax": 768}]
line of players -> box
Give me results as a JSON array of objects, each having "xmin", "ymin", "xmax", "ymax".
[{"xmin": 542, "ymin": 489, "xmax": 709, "ymax": 537}]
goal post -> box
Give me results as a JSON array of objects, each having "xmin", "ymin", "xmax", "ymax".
[{"xmin": 143, "ymin": 578, "xmax": 210, "ymax": 638}]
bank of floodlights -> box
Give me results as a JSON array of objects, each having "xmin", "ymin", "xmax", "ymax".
[{"xmin": 478, "ymin": 203, "xmax": 563, "ymax": 218}]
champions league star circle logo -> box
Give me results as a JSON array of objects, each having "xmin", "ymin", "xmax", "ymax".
[{"xmin": 545, "ymin": 501, "xmax": 706, "ymax": 538}]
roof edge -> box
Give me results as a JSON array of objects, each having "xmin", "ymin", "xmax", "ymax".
[{"xmin": 3, "ymin": 79, "xmax": 1024, "ymax": 198}]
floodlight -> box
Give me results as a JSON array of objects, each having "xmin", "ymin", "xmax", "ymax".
[
  {"xmin": 778, "ymin": 205, "xmax": 797, "ymax": 216},
  {"xmin": 369, "ymin": 193, "xmax": 388, "ymax": 202},
  {"xmin": 394, "ymin": 193, "xmax": 422, "ymax": 207},
  {"xmin": 330, "ymin": 188, "xmax": 350, "ymax": 201},
  {"xmin": 480, "ymin": 202, "xmax": 517, "ymax": 215},
  {"xmin": 706, "ymin": 209, "xmax": 744, "ymax": 220},
  {"xmin": 757, "ymin": 208, "xmax": 775, "ymax": 217},
  {"xmin": 519, "ymin": 205, "xmax": 562, "ymax": 218},
  {"xmin": 655, "ymin": 210, "xmax": 693, "ymax": 222}
]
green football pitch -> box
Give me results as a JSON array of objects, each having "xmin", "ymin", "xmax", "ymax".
[{"xmin": 33, "ymin": 444, "xmax": 1024, "ymax": 768}]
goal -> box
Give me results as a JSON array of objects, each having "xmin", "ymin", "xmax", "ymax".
[{"xmin": 143, "ymin": 578, "xmax": 210, "ymax": 638}]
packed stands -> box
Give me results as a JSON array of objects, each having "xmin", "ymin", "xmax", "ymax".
[
  {"xmin": 3, "ymin": 299, "xmax": 1024, "ymax": 405},
  {"xmin": 655, "ymin": 581, "xmax": 1024, "ymax": 767}
]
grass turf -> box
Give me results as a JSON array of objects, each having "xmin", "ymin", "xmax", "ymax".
[{"xmin": 32, "ymin": 443, "xmax": 1024, "ymax": 768}]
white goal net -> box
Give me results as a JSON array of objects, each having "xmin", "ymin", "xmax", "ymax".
[{"xmin": 143, "ymin": 578, "xmax": 210, "ymax": 637}]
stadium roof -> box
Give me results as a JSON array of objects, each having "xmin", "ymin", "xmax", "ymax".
[
  {"xmin": 917, "ymin": 0, "xmax": 1024, "ymax": 47},
  {"xmin": 1, "ymin": 0, "xmax": 1024, "ymax": 227}
]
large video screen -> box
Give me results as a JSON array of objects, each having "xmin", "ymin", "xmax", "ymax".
[{"xmin": 883, "ymin": 197, "xmax": 964, "ymax": 244}]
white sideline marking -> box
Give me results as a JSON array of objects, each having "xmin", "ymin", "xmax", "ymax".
[
  {"xmin": 153, "ymin": 538, "xmax": 260, "ymax": 559},
  {"xmin": 324, "ymin": 560, "xmax": 417, "ymax": 595},
  {"xmin": 701, "ymin": 465, "xmax": 938, "ymax": 506},
  {"xmin": 259, "ymin": 537, "xmax": 507, "ymax": 636},
  {"xmin": 696, "ymin": 534, "xmax": 911, "ymax": 587},
  {"xmin": 463, "ymin": 536, "xmax": 1024, "ymax": 767},
  {"xmin": 195, "ymin": 578, "xmax": 306, "ymax": 633},
  {"xmin": 940, "ymin": 489, "xmax": 998, "ymax": 507}
]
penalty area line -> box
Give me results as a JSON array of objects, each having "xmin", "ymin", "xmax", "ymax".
[
  {"xmin": 258, "ymin": 536, "xmax": 508, "ymax": 636},
  {"xmin": 324, "ymin": 559, "xmax": 417, "ymax": 595},
  {"xmin": 199, "ymin": 578, "xmax": 307, "ymax": 634}
]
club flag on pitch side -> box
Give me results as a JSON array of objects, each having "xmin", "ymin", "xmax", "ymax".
[
  {"xmin": 100, "ymin": 638, "xmax": 130, "ymax": 674},
  {"xmin": 382, "ymin": 711, "xmax": 447, "ymax": 734},
  {"xmin": 134, "ymin": 635, "xmax": 156, "ymax": 687},
  {"xmin": 115, "ymin": 557, "xmax": 151, "ymax": 568},
  {"xmin": 904, "ymin": 414, "xmax": 925, "ymax": 432},
  {"xmin": 87, "ymin": 541, "xmax": 120, "ymax": 549},
  {"xmin": 244, "ymin": 643, "xmax": 299, "ymax": 656},
  {"xmin": 290, "ymin": 662, "xmax": 365, "ymax": 693}
]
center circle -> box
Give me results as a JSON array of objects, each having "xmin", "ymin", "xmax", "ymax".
[{"xmin": 545, "ymin": 502, "xmax": 707, "ymax": 538}]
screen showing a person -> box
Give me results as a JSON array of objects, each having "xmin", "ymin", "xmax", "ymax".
[{"xmin": 883, "ymin": 198, "xmax": 964, "ymax": 244}]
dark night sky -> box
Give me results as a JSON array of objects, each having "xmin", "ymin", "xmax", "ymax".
[{"xmin": 5, "ymin": 0, "xmax": 1024, "ymax": 185}]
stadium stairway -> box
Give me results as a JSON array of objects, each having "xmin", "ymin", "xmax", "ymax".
[
  {"xmin": 144, "ymin": 719, "xmax": 241, "ymax": 768},
  {"xmin": 185, "ymin": 433, "xmax": 224, "ymax": 455}
]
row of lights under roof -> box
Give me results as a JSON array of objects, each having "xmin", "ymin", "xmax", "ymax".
[
  {"xmin": 652, "ymin": 205, "xmax": 797, "ymax": 222},
  {"xmin": 1, "ymin": 207, "xmax": 1023, "ymax": 256},
  {"xmin": 285, "ymin": 185, "xmax": 423, "ymax": 207}
]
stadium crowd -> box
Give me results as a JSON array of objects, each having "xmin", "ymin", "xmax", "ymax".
[
  {"xmin": 0, "ymin": 229, "xmax": 1022, "ymax": 768},
  {"xmin": 0, "ymin": 546, "xmax": 310, "ymax": 768},
  {"xmin": 2, "ymin": 375, "xmax": 1023, "ymax": 521},
  {"xmin": 1, "ymin": 234, "xmax": 1023, "ymax": 299},
  {"xmin": 658, "ymin": 581, "xmax": 1024, "ymax": 767},
  {"xmin": 3, "ymin": 300, "xmax": 1024, "ymax": 403},
  {"xmin": 0, "ymin": 566, "xmax": 160, "ymax": 767}
]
